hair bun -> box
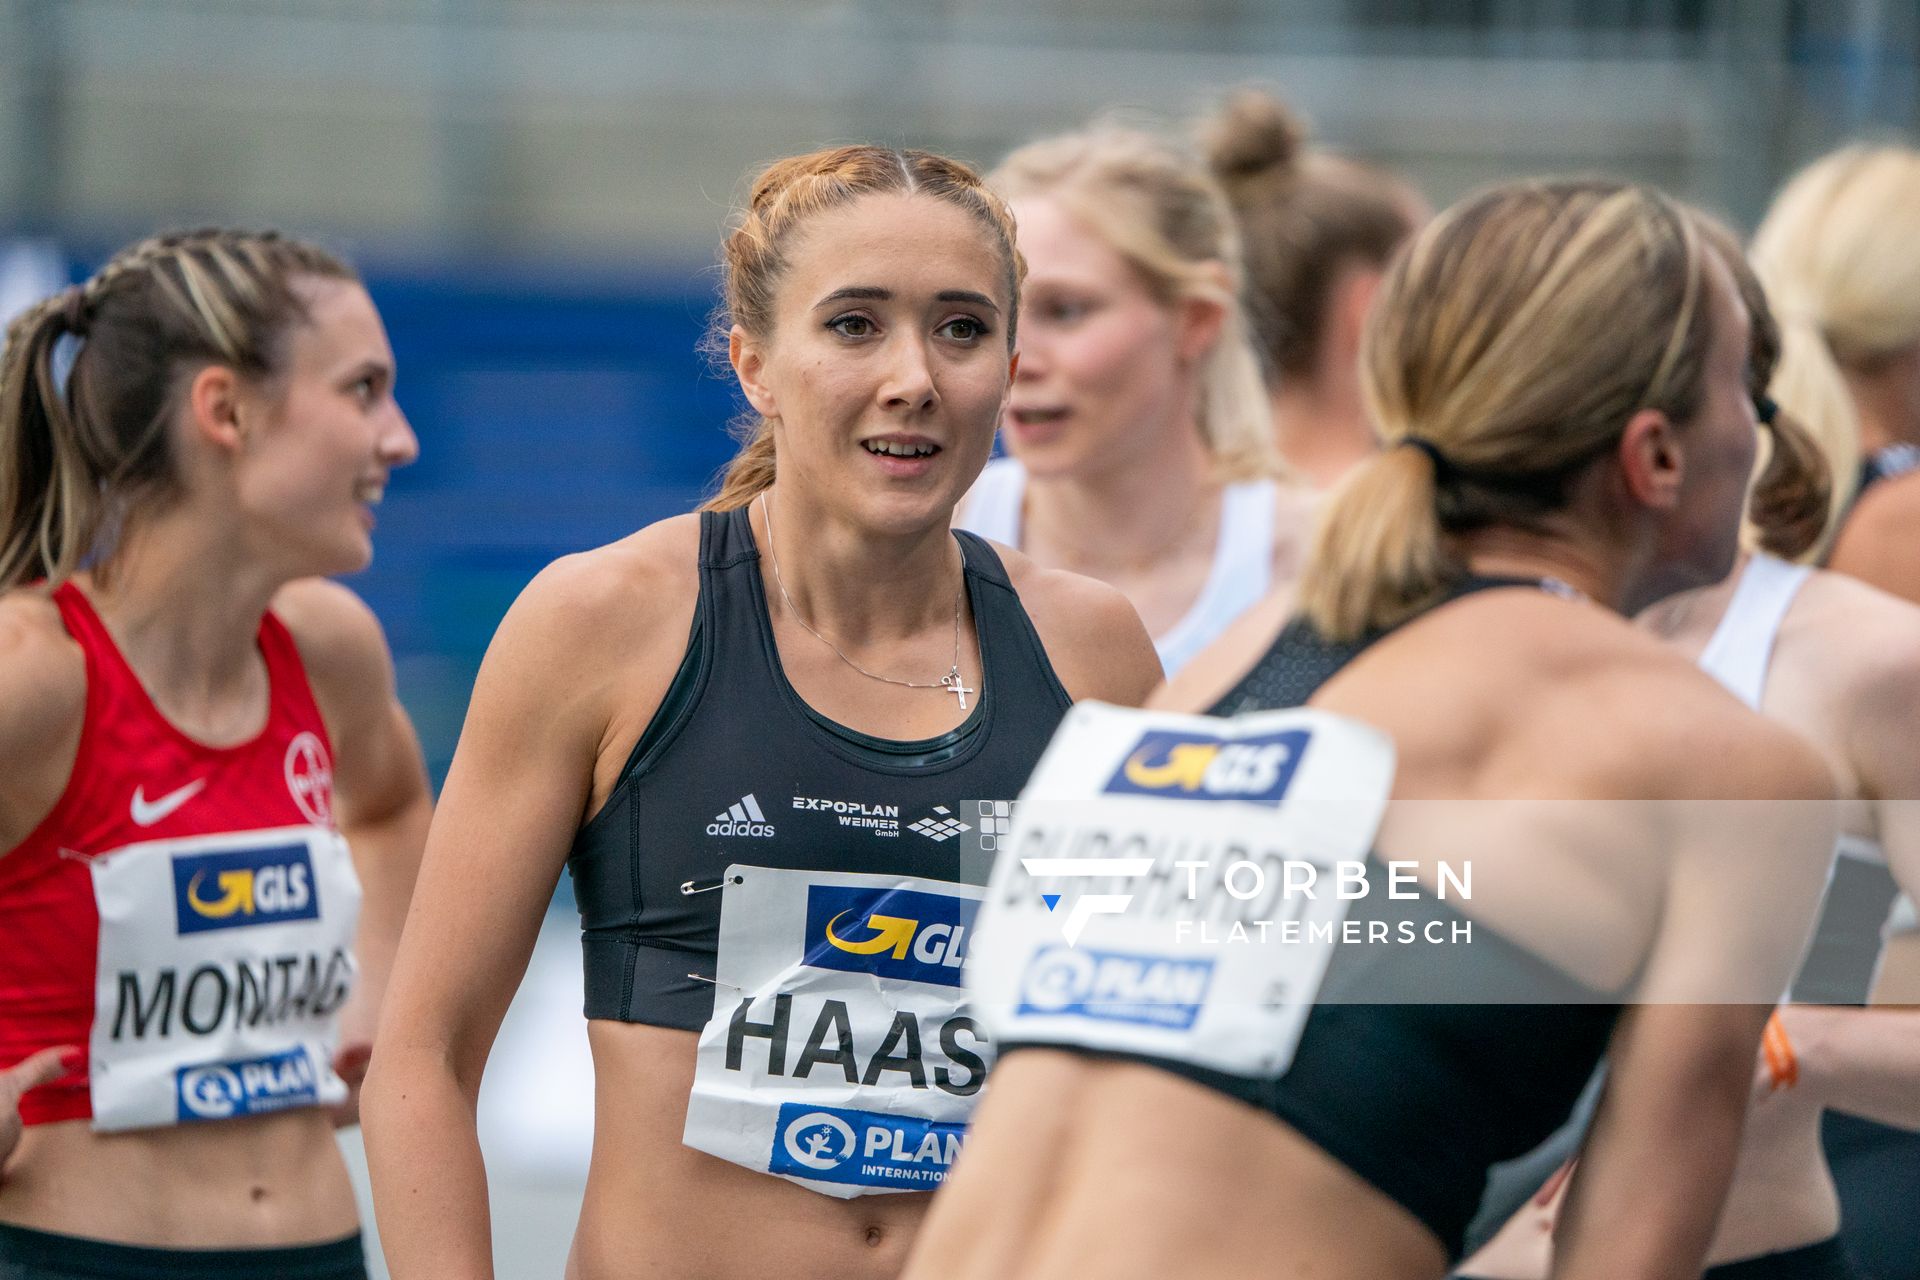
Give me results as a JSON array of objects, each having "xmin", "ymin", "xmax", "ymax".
[{"xmin": 1202, "ymin": 88, "xmax": 1307, "ymax": 183}]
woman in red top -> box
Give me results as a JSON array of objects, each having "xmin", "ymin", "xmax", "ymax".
[{"xmin": 0, "ymin": 230, "xmax": 431, "ymax": 1279}]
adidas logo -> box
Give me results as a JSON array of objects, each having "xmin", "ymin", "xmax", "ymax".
[{"xmin": 707, "ymin": 793, "xmax": 775, "ymax": 838}]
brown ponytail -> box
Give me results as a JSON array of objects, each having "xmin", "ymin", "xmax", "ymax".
[
  {"xmin": 1750, "ymin": 408, "xmax": 1832, "ymax": 561},
  {"xmin": 1199, "ymin": 86, "xmax": 1420, "ymax": 383},
  {"xmin": 1693, "ymin": 212, "xmax": 1832, "ymax": 562},
  {"xmin": 0, "ymin": 229, "xmax": 356, "ymax": 590},
  {"xmin": 0, "ymin": 293, "xmax": 97, "ymax": 591},
  {"xmin": 700, "ymin": 146, "xmax": 1024, "ymax": 512}
]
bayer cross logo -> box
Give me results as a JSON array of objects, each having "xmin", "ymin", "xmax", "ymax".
[
  {"xmin": 781, "ymin": 1111, "xmax": 857, "ymax": 1171},
  {"xmin": 908, "ymin": 806, "xmax": 970, "ymax": 842},
  {"xmin": 283, "ymin": 731, "xmax": 333, "ymax": 827}
]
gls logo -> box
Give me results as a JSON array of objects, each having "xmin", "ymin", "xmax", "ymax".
[
  {"xmin": 1105, "ymin": 729, "xmax": 1310, "ymax": 807},
  {"xmin": 803, "ymin": 885, "xmax": 978, "ymax": 988},
  {"xmin": 175, "ymin": 1046, "xmax": 321, "ymax": 1121},
  {"xmin": 172, "ymin": 843, "xmax": 319, "ymax": 935},
  {"xmin": 769, "ymin": 1102, "xmax": 964, "ymax": 1189}
]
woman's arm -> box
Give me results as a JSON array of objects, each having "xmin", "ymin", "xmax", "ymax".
[
  {"xmin": 274, "ymin": 580, "xmax": 434, "ymax": 1124},
  {"xmin": 1553, "ymin": 715, "xmax": 1837, "ymax": 1279},
  {"xmin": 0, "ymin": 593, "xmax": 83, "ymax": 857},
  {"xmin": 1775, "ymin": 1005, "xmax": 1920, "ymax": 1127},
  {"xmin": 360, "ymin": 535, "xmax": 695, "ymax": 1280}
]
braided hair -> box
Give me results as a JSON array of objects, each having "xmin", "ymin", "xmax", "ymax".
[{"xmin": 0, "ymin": 229, "xmax": 354, "ymax": 588}]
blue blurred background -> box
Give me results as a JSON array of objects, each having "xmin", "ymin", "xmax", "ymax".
[{"xmin": 8, "ymin": 0, "xmax": 1920, "ymax": 790}]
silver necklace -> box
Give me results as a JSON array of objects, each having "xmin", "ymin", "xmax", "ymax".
[{"xmin": 757, "ymin": 492, "xmax": 976, "ymax": 710}]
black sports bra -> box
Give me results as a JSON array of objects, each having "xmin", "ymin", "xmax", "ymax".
[
  {"xmin": 1014, "ymin": 576, "xmax": 1624, "ymax": 1262},
  {"xmin": 567, "ymin": 506, "xmax": 1075, "ymax": 1031}
]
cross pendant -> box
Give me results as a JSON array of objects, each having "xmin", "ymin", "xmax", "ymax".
[{"xmin": 941, "ymin": 669, "xmax": 975, "ymax": 711}]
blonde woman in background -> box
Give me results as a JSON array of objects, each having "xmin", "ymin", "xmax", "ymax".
[
  {"xmin": 1749, "ymin": 141, "xmax": 1920, "ymax": 1280},
  {"xmin": 954, "ymin": 124, "xmax": 1315, "ymax": 677},
  {"xmin": 1201, "ymin": 87, "xmax": 1424, "ymax": 489}
]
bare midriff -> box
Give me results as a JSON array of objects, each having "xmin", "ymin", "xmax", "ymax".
[
  {"xmin": 568, "ymin": 1020, "xmax": 931, "ymax": 1280},
  {"xmin": 0, "ymin": 1109, "xmax": 357, "ymax": 1247}
]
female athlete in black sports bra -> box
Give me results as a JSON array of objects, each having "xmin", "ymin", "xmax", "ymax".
[
  {"xmin": 905, "ymin": 179, "xmax": 1839, "ymax": 1280},
  {"xmin": 360, "ymin": 147, "xmax": 1160, "ymax": 1280}
]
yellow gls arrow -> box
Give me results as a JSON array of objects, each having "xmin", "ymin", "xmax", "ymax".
[
  {"xmin": 187, "ymin": 868, "xmax": 255, "ymax": 918},
  {"xmin": 824, "ymin": 910, "xmax": 917, "ymax": 959},
  {"xmin": 1123, "ymin": 742, "xmax": 1219, "ymax": 791}
]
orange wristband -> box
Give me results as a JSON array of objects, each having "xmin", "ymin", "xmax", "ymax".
[{"xmin": 1762, "ymin": 1011, "xmax": 1799, "ymax": 1091}]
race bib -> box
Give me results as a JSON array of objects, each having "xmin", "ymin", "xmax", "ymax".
[
  {"xmin": 87, "ymin": 824, "xmax": 362, "ymax": 1132},
  {"xmin": 684, "ymin": 866, "xmax": 990, "ymax": 1198},
  {"xmin": 967, "ymin": 703, "xmax": 1394, "ymax": 1078}
]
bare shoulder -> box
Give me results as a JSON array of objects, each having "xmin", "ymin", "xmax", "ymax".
[
  {"xmin": 1789, "ymin": 571, "xmax": 1920, "ymax": 792},
  {"xmin": 461, "ymin": 514, "xmax": 704, "ymax": 737},
  {"xmin": 1541, "ymin": 623, "xmax": 1832, "ymax": 802},
  {"xmin": 501, "ymin": 514, "xmax": 702, "ymax": 658},
  {"xmin": 1388, "ymin": 591, "xmax": 1831, "ymax": 801},
  {"xmin": 0, "ymin": 589, "xmax": 84, "ymax": 759},
  {"xmin": 1790, "ymin": 569, "xmax": 1920, "ymax": 690},
  {"xmin": 988, "ymin": 539, "xmax": 1162, "ymax": 705},
  {"xmin": 1830, "ymin": 471, "xmax": 1920, "ymax": 604},
  {"xmin": 272, "ymin": 577, "xmax": 395, "ymax": 695},
  {"xmin": 0, "ymin": 589, "xmax": 86, "ymax": 846}
]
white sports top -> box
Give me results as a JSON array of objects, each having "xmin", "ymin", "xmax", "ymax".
[
  {"xmin": 1698, "ymin": 553, "xmax": 1899, "ymax": 1003},
  {"xmin": 956, "ymin": 457, "xmax": 1273, "ymax": 677}
]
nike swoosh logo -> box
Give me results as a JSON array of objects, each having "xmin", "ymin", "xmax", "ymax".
[{"xmin": 131, "ymin": 779, "xmax": 207, "ymax": 826}]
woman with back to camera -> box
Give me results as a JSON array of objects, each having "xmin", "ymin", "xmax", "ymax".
[
  {"xmin": 1201, "ymin": 86, "xmax": 1423, "ymax": 489},
  {"xmin": 0, "ymin": 231, "xmax": 431, "ymax": 1280},
  {"xmin": 953, "ymin": 124, "xmax": 1315, "ymax": 678},
  {"xmin": 361, "ymin": 146, "xmax": 1161, "ymax": 1280},
  {"xmin": 1456, "ymin": 220, "xmax": 1920, "ymax": 1280},
  {"xmin": 906, "ymin": 178, "xmax": 1839, "ymax": 1280},
  {"xmin": 1750, "ymin": 143, "xmax": 1920, "ymax": 1278}
]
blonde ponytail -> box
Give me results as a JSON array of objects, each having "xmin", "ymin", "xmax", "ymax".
[{"xmin": 1297, "ymin": 443, "xmax": 1451, "ymax": 638}]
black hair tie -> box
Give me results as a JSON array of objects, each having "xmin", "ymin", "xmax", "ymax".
[
  {"xmin": 58, "ymin": 286, "xmax": 89, "ymax": 337},
  {"xmin": 1398, "ymin": 435, "xmax": 1451, "ymax": 475},
  {"xmin": 1754, "ymin": 395, "xmax": 1779, "ymax": 427}
]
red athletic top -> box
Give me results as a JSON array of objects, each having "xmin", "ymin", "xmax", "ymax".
[{"xmin": 0, "ymin": 582, "xmax": 339, "ymax": 1125}]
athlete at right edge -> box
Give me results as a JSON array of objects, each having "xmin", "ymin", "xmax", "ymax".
[{"xmin": 906, "ymin": 179, "xmax": 1840, "ymax": 1279}]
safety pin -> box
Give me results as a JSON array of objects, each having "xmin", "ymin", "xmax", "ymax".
[
  {"xmin": 686, "ymin": 973, "xmax": 742, "ymax": 991},
  {"xmin": 680, "ymin": 874, "xmax": 745, "ymax": 896}
]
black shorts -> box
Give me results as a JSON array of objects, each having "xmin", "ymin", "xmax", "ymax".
[
  {"xmin": 1825, "ymin": 1110, "xmax": 1920, "ymax": 1280},
  {"xmin": 0, "ymin": 1224, "xmax": 365, "ymax": 1280},
  {"xmin": 1701, "ymin": 1238, "xmax": 1860, "ymax": 1280}
]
